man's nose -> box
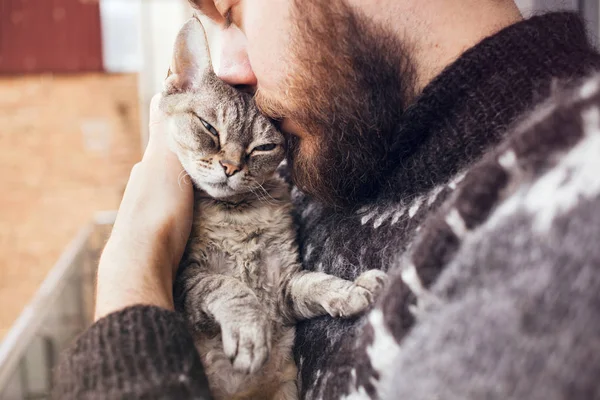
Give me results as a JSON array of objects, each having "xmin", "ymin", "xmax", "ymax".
[{"xmin": 214, "ymin": 27, "xmax": 257, "ymax": 88}]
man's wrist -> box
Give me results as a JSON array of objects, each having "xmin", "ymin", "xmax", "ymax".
[{"xmin": 94, "ymin": 236, "xmax": 175, "ymax": 321}]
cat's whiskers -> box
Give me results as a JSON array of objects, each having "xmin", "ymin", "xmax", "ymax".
[
  {"xmin": 247, "ymin": 179, "xmax": 277, "ymax": 206},
  {"xmin": 253, "ymin": 181, "xmax": 279, "ymax": 206},
  {"xmin": 256, "ymin": 181, "xmax": 277, "ymax": 203},
  {"xmin": 249, "ymin": 185, "xmax": 276, "ymax": 206},
  {"xmin": 178, "ymin": 169, "xmax": 191, "ymax": 190}
]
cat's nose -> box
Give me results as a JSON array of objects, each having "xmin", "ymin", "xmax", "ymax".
[{"xmin": 220, "ymin": 160, "xmax": 241, "ymax": 177}]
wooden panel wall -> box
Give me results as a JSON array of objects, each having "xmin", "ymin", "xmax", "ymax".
[
  {"xmin": 0, "ymin": 73, "xmax": 141, "ymax": 340},
  {"xmin": 0, "ymin": 0, "xmax": 103, "ymax": 74}
]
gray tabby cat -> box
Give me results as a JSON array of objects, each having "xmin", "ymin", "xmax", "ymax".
[{"xmin": 162, "ymin": 18, "xmax": 388, "ymax": 400}]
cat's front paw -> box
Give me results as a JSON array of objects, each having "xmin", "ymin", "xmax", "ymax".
[
  {"xmin": 221, "ymin": 313, "xmax": 272, "ymax": 375},
  {"xmin": 326, "ymin": 270, "xmax": 388, "ymax": 318},
  {"xmin": 354, "ymin": 269, "xmax": 388, "ymax": 297}
]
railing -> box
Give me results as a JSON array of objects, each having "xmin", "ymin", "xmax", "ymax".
[{"xmin": 0, "ymin": 212, "xmax": 116, "ymax": 400}]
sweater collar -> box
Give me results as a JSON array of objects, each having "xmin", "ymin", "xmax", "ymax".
[{"xmin": 381, "ymin": 12, "xmax": 600, "ymax": 201}]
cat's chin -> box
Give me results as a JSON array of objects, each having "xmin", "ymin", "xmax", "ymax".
[
  {"xmin": 197, "ymin": 181, "xmax": 254, "ymax": 202},
  {"xmin": 199, "ymin": 182, "xmax": 236, "ymax": 198}
]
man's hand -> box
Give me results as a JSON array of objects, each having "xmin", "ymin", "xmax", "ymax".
[{"xmin": 95, "ymin": 94, "xmax": 194, "ymax": 321}]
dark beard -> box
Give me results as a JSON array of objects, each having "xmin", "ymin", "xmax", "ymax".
[{"xmin": 257, "ymin": 0, "xmax": 416, "ymax": 208}]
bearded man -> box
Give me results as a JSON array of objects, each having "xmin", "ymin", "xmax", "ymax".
[{"xmin": 54, "ymin": 1, "xmax": 600, "ymax": 399}]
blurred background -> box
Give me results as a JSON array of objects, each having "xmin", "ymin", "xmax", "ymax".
[{"xmin": 0, "ymin": 0, "xmax": 598, "ymax": 399}]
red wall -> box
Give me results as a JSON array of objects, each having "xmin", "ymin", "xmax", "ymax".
[{"xmin": 0, "ymin": 0, "xmax": 103, "ymax": 74}]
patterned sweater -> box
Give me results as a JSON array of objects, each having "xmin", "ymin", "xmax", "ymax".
[{"xmin": 53, "ymin": 12, "xmax": 600, "ymax": 400}]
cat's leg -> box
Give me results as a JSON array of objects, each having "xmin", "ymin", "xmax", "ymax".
[
  {"xmin": 282, "ymin": 269, "xmax": 388, "ymax": 321},
  {"xmin": 176, "ymin": 264, "xmax": 271, "ymax": 374}
]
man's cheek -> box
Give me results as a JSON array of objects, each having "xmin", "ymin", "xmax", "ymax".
[
  {"xmin": 244, "ymin": 2, "xmax": 293, "ymax": 93},
  {"xmin": 247, "ymin": 43, "xmax": 286, "ymax": 95}
]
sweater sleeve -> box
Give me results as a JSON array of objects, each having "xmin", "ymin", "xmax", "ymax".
[{"xmin": 52, "ymin": 305, "xmax": 212, "ymax": 400}]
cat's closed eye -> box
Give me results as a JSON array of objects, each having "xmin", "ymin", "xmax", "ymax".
[
  {"xmin": 252, "ymin": 144, "xmax": 278, "ymax": 153},
  {"xmin": 195, "ymin": 114, "xmax": 219, "ymax": 137}
]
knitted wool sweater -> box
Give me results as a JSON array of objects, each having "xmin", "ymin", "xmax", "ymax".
[
  {"xmin": 54, "ymin": 12, "xmax": 600, "ymax": 400},
  {"xmin": 293, "ymin": 12, "xmax": 600, "ymax": 398}
]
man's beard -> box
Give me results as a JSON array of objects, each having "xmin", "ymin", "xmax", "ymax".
[{"xmin": 255, "ymin": 0, "xmax": 416, "ymax": 209}]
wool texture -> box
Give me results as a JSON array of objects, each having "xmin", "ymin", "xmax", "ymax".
[{"xmin": 52, "ymin": 306, "xmax": 212, "ymax": 399}]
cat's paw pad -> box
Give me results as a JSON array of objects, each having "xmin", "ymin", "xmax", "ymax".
[
  {"xmin": 221, "ymin": 315, "xmax": 271, "ymax": 375},
  {"xmin": 354, "ymin": 269, "xmax": 388, "ymax": 298},
  {"xmin": 325, "ymin": 270, "xmax": 388, "ymax": 318},
  {"xmin": 326, "ymin": 285, "xmax": 372, "ymax": 318}
]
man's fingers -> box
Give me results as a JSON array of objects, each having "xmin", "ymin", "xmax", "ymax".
[
  {"xmin": 145, "ymin": 93, "xmax": 173, "ymax": 159},
  {"xmin": 149, "ymin": 93, "xmax": 164, "ymax": 126}
]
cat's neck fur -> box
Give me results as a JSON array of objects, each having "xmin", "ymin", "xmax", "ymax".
[{"xmin": 195, "ymin": 175, "xmax": 290, "ymax": 214}]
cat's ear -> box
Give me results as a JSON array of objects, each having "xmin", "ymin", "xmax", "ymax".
[{"xmin": 165, "ymin": 17, "xmax": 213, "ymax": 94}]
